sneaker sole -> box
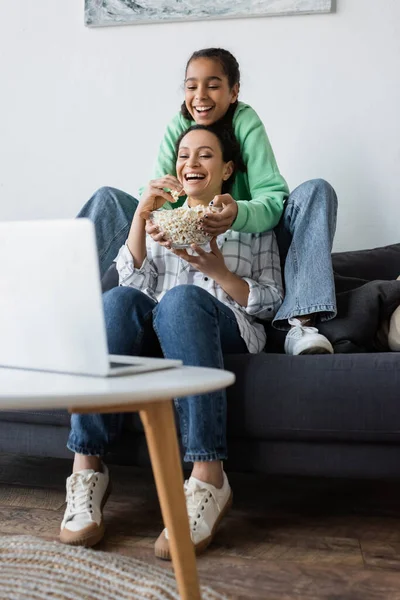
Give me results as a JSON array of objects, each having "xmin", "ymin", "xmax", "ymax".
[
  {"xmin": 299, "ymin": 347, "xmax": 332, "ymax": 355},
  {"xmin": 155, "ymin": 490, "xmax": 233, "ymax": 561},
  {"xmin": 59, "ymin": 481, "xmax": 112, "ymax": 548}
]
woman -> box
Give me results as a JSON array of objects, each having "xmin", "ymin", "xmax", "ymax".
[{"xmin": 60, "ymin": 124, "xmax": 283, "ymax": 557}]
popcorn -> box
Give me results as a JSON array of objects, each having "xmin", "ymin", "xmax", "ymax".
[
  {"xmin": 150, "ymin": 205, "xmax": 219, "ymax": 248},
  {"xmin": 170, "ymin": 189, "xmax": 180, "ymax": 202}
]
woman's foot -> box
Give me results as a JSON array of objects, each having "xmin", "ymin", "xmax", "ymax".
[
  {"xmin": 59, "ymin": 463, "xmax": 110, "ymax": 547},
  {"xmin": 154, "ymin": 472, "xmax": 232, "ymax": 560},
  {"xmin": 285, "ymin": 317, "xmax": 333, "ymax": 355}
]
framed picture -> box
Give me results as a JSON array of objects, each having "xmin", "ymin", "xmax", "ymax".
[{"xmin": 85, "ymin": 1, "xmax": 333, "ymax": 28}]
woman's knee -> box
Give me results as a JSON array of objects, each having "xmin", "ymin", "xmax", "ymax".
[
  {"xmin": 158, "ymin": 285, "xmax": 211, "ymax": 312},
  {"xmin": 103, "ymin": 286, "xmax": 148, "ymax": 314}
]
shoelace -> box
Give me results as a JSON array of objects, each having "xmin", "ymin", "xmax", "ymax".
[
  {"xmin": 288, "ymin": 317, "xmax": 319, "ymax": 337},
  {"xmin": 65, "ymin": 472, "xmax": 99, "ymax": 521},
  {"xmin": 184, "ymin": 480, "xmax": 214, "ymax": 533}
]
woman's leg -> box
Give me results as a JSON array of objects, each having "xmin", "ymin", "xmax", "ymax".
[
  {"xmin": 77, "ymin": 186, "xmax": 138, "ymax": 278},
  {"xmin": 67, "ymin": 286, "xmax": 158, "ymax": 463},
  {"xmin": 273, "ymin": 178, "xmax": 338, "ymax": 355},
  {"xmin": 152, "ymin": 284, "xmax": 248, "ymax": 557},
  {"xmin": 61, "ymin": 287, "xmax": 157, "ymax": 547}
]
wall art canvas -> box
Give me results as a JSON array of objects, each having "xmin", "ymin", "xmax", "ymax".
[{"xmin": 85, "ymin": 0, "xmax": 333, "ymax": 28}]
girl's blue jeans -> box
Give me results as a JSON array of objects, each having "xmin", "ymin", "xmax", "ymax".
[
  {"xmin": 78, "ymin": 179, "xmax": 338, "ymax": 329},
  {"xmin": 67, "ymin": 285, "xmax": 248, "ymax": 462}
]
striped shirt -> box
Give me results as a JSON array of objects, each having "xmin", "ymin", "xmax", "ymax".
[{"xmin": 115, "ymin": 229, "xmax": 283, "ymax": 354}]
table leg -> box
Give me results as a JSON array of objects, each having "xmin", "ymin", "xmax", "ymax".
[{"xmin": 140, "ymin": 400, "xmax": 201, "ymax": 600}]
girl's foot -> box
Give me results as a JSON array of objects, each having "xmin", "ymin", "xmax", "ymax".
[
  {"xmin": 285, "ymin": 318, "xmax": 333, "ymax": 355},
  {"xmin": 59, "ymin": 464, "xmax": 110, "ymax": 547},
  {"xmin": 154, "ymin": 472, "xmax": 232, "ymax": 560}
]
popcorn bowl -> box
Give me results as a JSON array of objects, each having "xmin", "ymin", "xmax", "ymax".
[{"xmin": 150, "ymin": 205, "xmax": 219, "ymax": 248}]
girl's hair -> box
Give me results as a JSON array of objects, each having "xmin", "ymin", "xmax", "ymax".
[
  {"xmin": 181, "ymin": 48, "xmax": 240, "ymax": 125},
  {"xmin": 175, "ymin": 124, "xmax": 246, "ymax": 195}
]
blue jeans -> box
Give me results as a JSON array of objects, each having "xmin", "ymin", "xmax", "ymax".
[
  {"xmin": 273, "ymin": 179, "xmax": 337, "ymax": 329},
  {"xmin": 78, "ymin": 186, "xmax": 139, "ymax": 278},
  {"xmin": 67, "ymin": 285, "xmax": 248, "ymax": 462},
  {"xmin": 77, "ymin": 180, "xmax": 338, "ymax": 329}
]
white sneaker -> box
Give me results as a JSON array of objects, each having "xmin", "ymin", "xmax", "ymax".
[
  {"xmin": 285, "ymin": 318, "xmax": 334, "ymax": 355},
  {"xmin": 155, "ymin": 472, "xmax": 232, "ymax": 560},
  {"xmin": 60, "ymin": 465, "xmax": 110, "ymax": 547}
]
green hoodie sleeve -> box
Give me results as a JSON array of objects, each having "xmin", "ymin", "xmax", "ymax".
[
  {"xmin": 138, "ymin": 112, "xmax": 190, "ymax": 209},
  {"xmin": 232, "ymin": 105, "xmax": 289, "ymax": 233}
]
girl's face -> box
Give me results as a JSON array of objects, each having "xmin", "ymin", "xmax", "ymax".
[
  {"xmin": 184, "ymin": 58, "xmax": 239, "ymax": 126},
  {"xmin": 176, "ymin": 129, "xmax": 233, "ymax": 203}
]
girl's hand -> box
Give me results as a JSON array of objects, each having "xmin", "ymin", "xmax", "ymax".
[
  {"xmin": 173, "ymin": 237, "xmax": 229, "ymax": 283},
  {"xmin": 201, "ymin": 194, "xmax": 238, "ymax": 236},
  {"xmin": 137, "ymin": 176, "xmax": 184, "ymax": 220}
]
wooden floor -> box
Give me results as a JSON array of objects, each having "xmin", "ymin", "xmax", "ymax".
[{"xmin": 2, "ymin": 454, "xmax": 400, "ymax": 599}]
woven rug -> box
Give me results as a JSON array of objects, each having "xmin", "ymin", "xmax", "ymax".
[{"xmin": 0, "ymin": 536, "xmax": 227, "ymax": 600}]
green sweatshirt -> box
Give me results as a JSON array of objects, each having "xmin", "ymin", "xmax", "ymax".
[{"xmin": 141, "ymin": 102, "xmax": 289, "ymax": 233}]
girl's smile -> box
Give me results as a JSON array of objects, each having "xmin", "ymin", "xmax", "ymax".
[{"xmin": 185, "ymin": 58, "xmax": 239, "ymax": 126}]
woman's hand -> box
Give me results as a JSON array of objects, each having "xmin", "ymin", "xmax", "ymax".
[
  {"xmin": 137, "ymin": 175, "xmax": 184, "ymax": 220},
  {"xmin": 173, "ymin": 237, "xmax": 229, "ymax": 283},
  {"xmin": 201, "ymin": 194, "xmax": 238, "ymax": 236},
  {"xmin": 145, "ymin": 219, "xmax": 172, "ymax": 249},
  {"xmin": 173, "ymin": 236, "xmax": 250, "ymax": 306}
]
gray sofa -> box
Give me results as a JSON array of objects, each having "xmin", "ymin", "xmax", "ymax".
[{"xmin": 1, "ymin": 244, "xmax": 400, "ymax": 478}]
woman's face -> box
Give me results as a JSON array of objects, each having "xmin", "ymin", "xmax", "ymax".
[
  {"xmin": 184, "ymin": 58, "xmax": 239, "ymax": 126},
  {"xmin": 176, "ymin": 129, "xmax": 233, "ymax": 202}
]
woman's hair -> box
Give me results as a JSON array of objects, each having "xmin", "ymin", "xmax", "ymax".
[
  {"xmin": 175, "ymin": 124, "xmax": 246, "ymax": 195},
  {"xmin": 181, "ymin": 48, "xmax": 240, "ymax": 125}
]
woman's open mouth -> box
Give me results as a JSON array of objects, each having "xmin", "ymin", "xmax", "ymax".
[{"xmin": 184, "ymin": 172, "xmax": 206, "ymax": 186}]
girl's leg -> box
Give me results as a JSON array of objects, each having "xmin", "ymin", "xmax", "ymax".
[
  {"xmin": 152, "ymin": 284, "xmax": 248, "ymax": 557},
  {"xmin": 77, "ymin": 187, "xmax": 138, "ymax": 278},
  {"xmin": 61, "ymin": 287, "xmax": 157, "ymax": 547},
  {"xmin": 273, "ymin": 178, "xmax": 338, "ymax": 355}
]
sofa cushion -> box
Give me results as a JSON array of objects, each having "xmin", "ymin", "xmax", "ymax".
[
  {"xmin": 224, "ymin": 352, "xmax": 400, "ymax": 443},
  {"xmin": 102, "ymin": 263, "xmax": 119, "ymax": 292},
  {"xmin": 332, "ymin": 243, "xmax": 400, "ymax": 281},
  {"xmin": 0, "ymin": 410, "xmax": 70, "ymax": 426},
  {"xmin": 319, "ymin": 277, "xmax": 400, "ymax": 353}
]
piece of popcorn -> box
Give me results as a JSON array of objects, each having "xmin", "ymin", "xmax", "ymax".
[{"xmin": 170, "ymin": 189, "xmax": 180, "ymax": 202}]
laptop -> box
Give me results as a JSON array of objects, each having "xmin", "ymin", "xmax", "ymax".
[{"xmin": 0, "ymin": 218, "xmax": 182, "ymax": 377}]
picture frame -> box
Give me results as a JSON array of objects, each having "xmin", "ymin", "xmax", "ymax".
[{"xmin": 85, "ymin": 0, "xmax": 333, "ymax": 28}]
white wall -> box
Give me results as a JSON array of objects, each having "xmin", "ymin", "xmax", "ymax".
[{"xmin": 0, "ymin": 0, "xmax": 399, "ymax": 251}]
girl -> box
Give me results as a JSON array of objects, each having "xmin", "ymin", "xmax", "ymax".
[
  {"xmin": 60, "ymin": 124, "xmax": 283, "ymax": 557},
  {"xmin": 80, "ymin": 48, "xmax": 338, "ymax": 356}
]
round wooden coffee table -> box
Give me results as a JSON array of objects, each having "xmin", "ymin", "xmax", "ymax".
[{"xmin": 0, "ymin": 365, "xmax": 235, "ymax": 600}]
